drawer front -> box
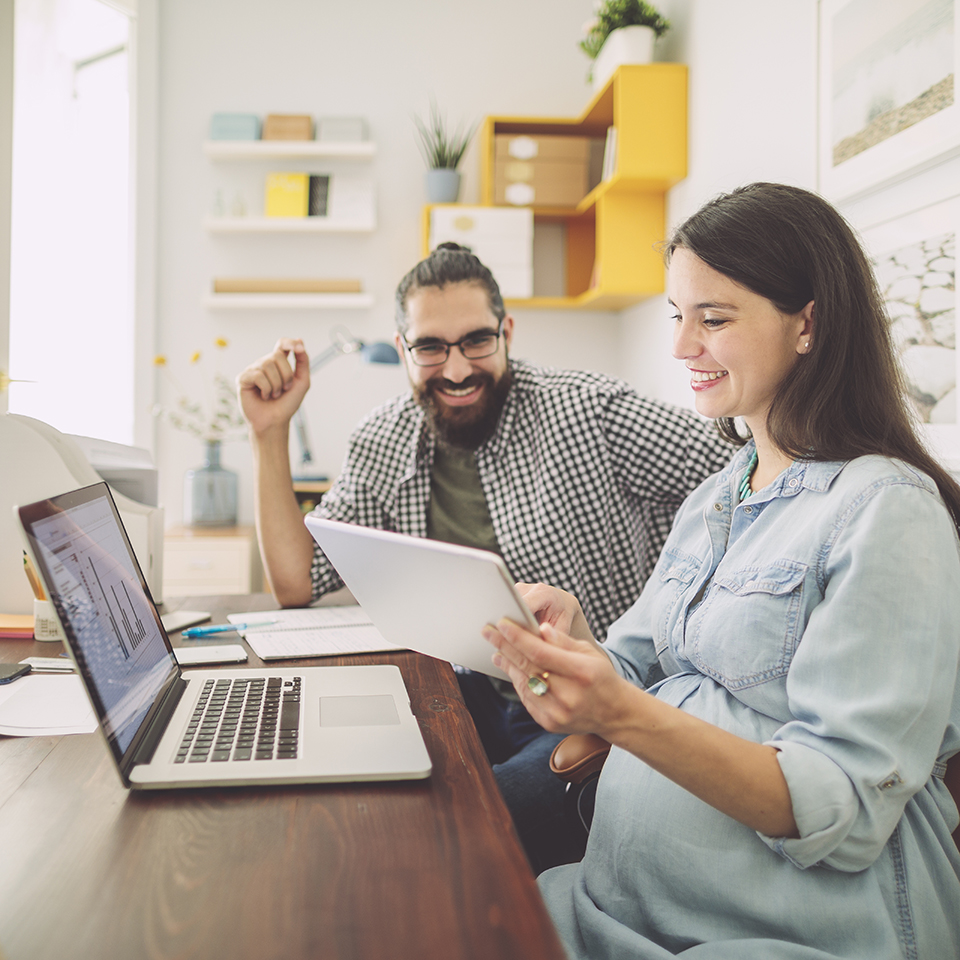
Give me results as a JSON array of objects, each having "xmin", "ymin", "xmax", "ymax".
[{"xmin": 163, "ymin": 539, "xmax": 253, "ymax": 595}]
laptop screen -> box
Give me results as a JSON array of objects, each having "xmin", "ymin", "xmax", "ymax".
[{"xmin": 19, "ymin": 483, "xmax": 178, "ymax": 760}]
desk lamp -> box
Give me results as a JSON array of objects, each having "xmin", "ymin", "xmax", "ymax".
[{"xmin": 293, "ymin": 327, "xmax": 400, "ymax": 481}]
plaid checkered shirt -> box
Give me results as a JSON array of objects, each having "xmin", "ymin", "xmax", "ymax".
[{"xmin": 309, "ymin": 358, "xmax": 734, "ymax": 638}]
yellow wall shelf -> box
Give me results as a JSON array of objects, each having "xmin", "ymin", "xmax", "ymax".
[{"xmin": 473, "ymin": 63, "xmax": 687, "ymax": 311}]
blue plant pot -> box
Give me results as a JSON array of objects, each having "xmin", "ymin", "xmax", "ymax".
[{"xmin": 425, "ymin": 168, "xmax": 461, "ymax": 203}]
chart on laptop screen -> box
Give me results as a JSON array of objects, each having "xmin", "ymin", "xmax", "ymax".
[{"xmin": 30, "ymin": 493, "xmax": 174, "ymax": 752}]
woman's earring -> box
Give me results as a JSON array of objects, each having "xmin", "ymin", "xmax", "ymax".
[{"xmin": 804, "ymin": 340, "xmax": 811, "ymax": 352}]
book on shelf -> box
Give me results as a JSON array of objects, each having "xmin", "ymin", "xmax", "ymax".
[
  {"xmin": 308, "ymin": 174, "xmax": 330, "ymax": 216},
  {"xmin": 265, "ymin": 172, "xmax": 309, "ymax": 217},
  {"xmin": 213, "ymin": 278, "xmax": 363, "ymax": 294},
  {"xmin": 601, "ymin": 126, "xmax": 618, "ymax": 182}
]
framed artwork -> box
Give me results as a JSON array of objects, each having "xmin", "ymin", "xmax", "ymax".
[
  {"xmin": 860, "ymin": 194, "xmax": 959, "ymax": 469},
  {"xmin": 819, "ymin": 0, "xmax": 960, "ymax": 201}
]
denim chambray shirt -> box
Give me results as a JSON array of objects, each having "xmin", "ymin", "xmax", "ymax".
[{"xmin": 539, "ymin": 444, "xmax": 960, "ymax": 960}]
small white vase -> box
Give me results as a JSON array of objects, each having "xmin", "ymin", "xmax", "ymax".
[{"xmin": 591, "ymin": 25, "xmax": 656, "ymax": 92}]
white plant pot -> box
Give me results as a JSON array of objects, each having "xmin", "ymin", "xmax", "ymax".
[{"xmin": 591, "ymin": 25, "xmax": 656, "ymax": 92}]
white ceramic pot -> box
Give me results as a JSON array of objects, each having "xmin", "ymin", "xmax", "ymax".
[{"xmin": 591, "ymin": 25, "xmax": 656, "ymax": 92}]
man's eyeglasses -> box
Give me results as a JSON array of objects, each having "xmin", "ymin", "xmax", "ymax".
[{"xmin": 401, "ymin": 321, "xmax": 504, "ymax": 367}]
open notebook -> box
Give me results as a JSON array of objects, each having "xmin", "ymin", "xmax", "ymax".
[{"xmin": 227, "ymin": 607, "xmax": 401, "ymax": 660}]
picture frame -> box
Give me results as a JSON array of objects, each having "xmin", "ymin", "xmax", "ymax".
[
  {"xmin": 858, "ymin": 189, "xmax": 960, "ymax": 471},
  {"xmin": 818, "ymin": 0, "xmax": 960, "ymax": 202}
]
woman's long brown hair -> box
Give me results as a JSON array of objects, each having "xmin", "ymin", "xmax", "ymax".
[{"xmin": 666, "ymin": 182, "xmax": 960, "ymax": 533}]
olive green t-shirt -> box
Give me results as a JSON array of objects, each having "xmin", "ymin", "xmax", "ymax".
[
  {"xmin": 427, "ymin": 442, "xmax": 501, "ymax": 554},
  {"xmin": 427, "ymin": 443, "xmax": 518, "ymax": 700}
]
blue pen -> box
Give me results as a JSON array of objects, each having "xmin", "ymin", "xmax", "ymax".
[{"xmin": 181, "ymin": 619, "xmax": 279, "ymax": 638}]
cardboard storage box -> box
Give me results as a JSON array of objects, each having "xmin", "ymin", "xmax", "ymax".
[
  {"xmin": 213, "ymin": 278, "xmax": 362, "ymax": 294},
  {"xmin": 262, "ymin": 113, "xmax": 314, "ymax": 140},
  {"xmin": 494, "ymin": 135, "xmax": 590, "ymax": 207}
]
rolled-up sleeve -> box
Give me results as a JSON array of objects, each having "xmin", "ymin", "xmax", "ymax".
[{"xmin": 758, "ymin": 480, "xmax": 960, "ymax": 871}]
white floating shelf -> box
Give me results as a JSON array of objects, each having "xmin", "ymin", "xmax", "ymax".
[
  {"xmin": 204, "ymin": 216, "xmax": 375, "ymax": 233},
  {"xmin": 203, "ymin": 140, "xmax": 376, "ymax": 160},
  {"xmin": 204, "ymin": 293, "xmax": 375, "ymax": 310}
]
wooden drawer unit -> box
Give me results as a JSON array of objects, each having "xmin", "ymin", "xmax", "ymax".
[{"xmin": 163, "ymin": 526, "xmax": 262, "ymax": 597}]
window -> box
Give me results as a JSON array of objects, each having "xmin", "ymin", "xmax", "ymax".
[{"xmin": 9, "ymin": 0, "xmax": 134, "ymax": 442}]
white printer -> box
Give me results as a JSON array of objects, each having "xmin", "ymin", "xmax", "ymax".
[{"xmin": 1, "ymin": 413, "xmax": 165, "ymax": 614}]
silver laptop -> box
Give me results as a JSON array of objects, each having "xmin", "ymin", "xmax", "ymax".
[
  {"xmin": 17, "ymin": 482, "xmax": 431, "ymax": 789},
  {"xmin": 306, "ymin": 517, "xmax": 541, "ymax": 681}
]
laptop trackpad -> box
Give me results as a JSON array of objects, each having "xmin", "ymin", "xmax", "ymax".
[{"xmin": 319, "ymin": 695, "xmax": 400, "ymax": 727}]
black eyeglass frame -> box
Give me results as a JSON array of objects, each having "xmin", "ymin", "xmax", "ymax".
[{"xmin": 400, "ymin": 320, "xmax": 505, "ymax": 367}]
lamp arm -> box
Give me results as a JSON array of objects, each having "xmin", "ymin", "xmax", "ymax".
[
  {"xmin": 294, "ymin": 331, "xmax": 398, "ymax": 479},
  {"xmin": 293, "ymin": 408, "xmax": 313, "ymax": 467}
]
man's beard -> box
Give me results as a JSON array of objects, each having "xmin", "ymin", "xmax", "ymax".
[{"xmin": 413, "ymin": 365, "xmax": 513, "ymax": 450}]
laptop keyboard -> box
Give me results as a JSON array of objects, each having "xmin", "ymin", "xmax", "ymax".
[{"xmin": 175, "ymin": 676, "xmax": 302, "ymax": 764}]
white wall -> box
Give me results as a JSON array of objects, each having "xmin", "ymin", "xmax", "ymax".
[
  {"xmin": 154, "ymin": 0, "xmax": 625, "ymax": 527},
  {"xmin": 619, "ymin": 0, "xmax": 820, "ymax": 410}
]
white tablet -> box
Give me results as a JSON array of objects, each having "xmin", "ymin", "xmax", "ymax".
[{"xmin": 305, "ymin": 518, "xmax": 540, "ymax": 680}]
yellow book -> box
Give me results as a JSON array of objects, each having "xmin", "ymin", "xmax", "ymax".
[{"xmin": 265, "ymin": 173, "xmax": 309, "ymax": 217}]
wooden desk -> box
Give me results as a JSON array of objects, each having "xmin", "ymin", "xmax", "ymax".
[{"xmin": 0, "ymin": 594, "xmax": 566, "ymax": 960}]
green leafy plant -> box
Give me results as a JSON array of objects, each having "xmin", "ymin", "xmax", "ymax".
[
  {"xmin": 413, "ymin": 103, "xmax": 477, "ymax": 170},
  {"xmin": 579, "ymin": 0, "xmax": 670, "ymax": 61}
]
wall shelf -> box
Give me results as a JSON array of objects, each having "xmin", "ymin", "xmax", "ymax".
[
  {"xmin": 202, "ymin": 130, "xmax": 378, "ymax": 311},
  {"xmin": 204, "ymin": 216, "xmax": 375, "ymax": 233},
  {"xmin": 476, "ymin": 64, "xmax": 688, "ymax": 310},
  {"xmin": 203, "ymin": 140, "xmax": 376, "ymax": 160},
  {"xmin": 203, "ymin": 292, "xmax": 374, "ymax": 310}
]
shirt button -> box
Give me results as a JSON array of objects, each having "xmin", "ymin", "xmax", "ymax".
[
  {"xmin": 713, "ymin": 503, "xmax": 723, "ymax": 512},
  {"xmin": 788, "ymin": 478, "xmax": 799, "ymax": 488},
  {"xmin": 744, "ymin": 506, "xmax": 753, "ymax": 514}
]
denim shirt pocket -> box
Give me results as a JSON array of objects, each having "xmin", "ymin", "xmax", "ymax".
[
  {"xmin": 655, "ymin": 546, "xmax": 703, "ymax": 654},
  {"xmin": 690, "ymin": 559, "xmax": 808, "ymax": 689}
]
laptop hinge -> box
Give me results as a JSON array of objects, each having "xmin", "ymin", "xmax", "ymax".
[{"xmin": 130, "ymin": 675, "xmax": 188, "ymax": 768}]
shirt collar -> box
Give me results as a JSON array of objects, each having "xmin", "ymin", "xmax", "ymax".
[{"xmin": 719, "ymin": 441, "xmax": 848, "ymax": 502}]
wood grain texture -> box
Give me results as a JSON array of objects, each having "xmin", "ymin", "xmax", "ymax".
[{"xmin": 0, "ymin": 596, "xmax": 567, "ymax": 960}]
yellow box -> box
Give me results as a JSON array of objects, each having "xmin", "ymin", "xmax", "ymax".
[{"xmin": 265, "ymin": 173, "xmax": 309, "ymax": 217}]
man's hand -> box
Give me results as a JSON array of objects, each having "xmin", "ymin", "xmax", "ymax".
[{"xmin": 236, "ymin": 338, "xmax": 311, "ymax": 435}]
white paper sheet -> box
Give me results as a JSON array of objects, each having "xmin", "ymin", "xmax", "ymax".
[{"xmin": 0, "ymin": 673, "xmax": 97, "ymax": 736}]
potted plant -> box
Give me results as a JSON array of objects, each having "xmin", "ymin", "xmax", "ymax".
[
  {"xmin": 580, "ymin": 0, "xmax": 671, "ymax": 90},
  {"xmin": 414, "ymin": 103, "xmax": 477, "ymax": 204}
]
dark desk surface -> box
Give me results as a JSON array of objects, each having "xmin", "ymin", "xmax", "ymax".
[{"xmin": 0, "ymin": 593, "xmax": 567, "ymax": 960}]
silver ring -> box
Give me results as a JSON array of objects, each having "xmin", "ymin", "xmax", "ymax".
[{"xmin": 527, "ymin": 672, "xmax": 550, "ymax": 697}]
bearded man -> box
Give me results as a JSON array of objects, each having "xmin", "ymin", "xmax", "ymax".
[{"xmin": 237, "ymin": 242, "xmax": 732, "ymax": 869}]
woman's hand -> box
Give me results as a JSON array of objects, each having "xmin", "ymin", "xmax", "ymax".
[
  {"xmin": 515, "ymin": 582, "xmax": 593, "ymax": 640},
  {"xmin": 485, "ymin": 616, "xmax": 799, "ymax": 838},
  {"xmin": 482, "ymin": 616, "xmax": 636, "ymax": 738}
]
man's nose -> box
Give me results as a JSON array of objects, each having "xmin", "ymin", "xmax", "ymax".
[{"xmin": 440, "ymin": 347, "xmax": 474, "ymax": 382}]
